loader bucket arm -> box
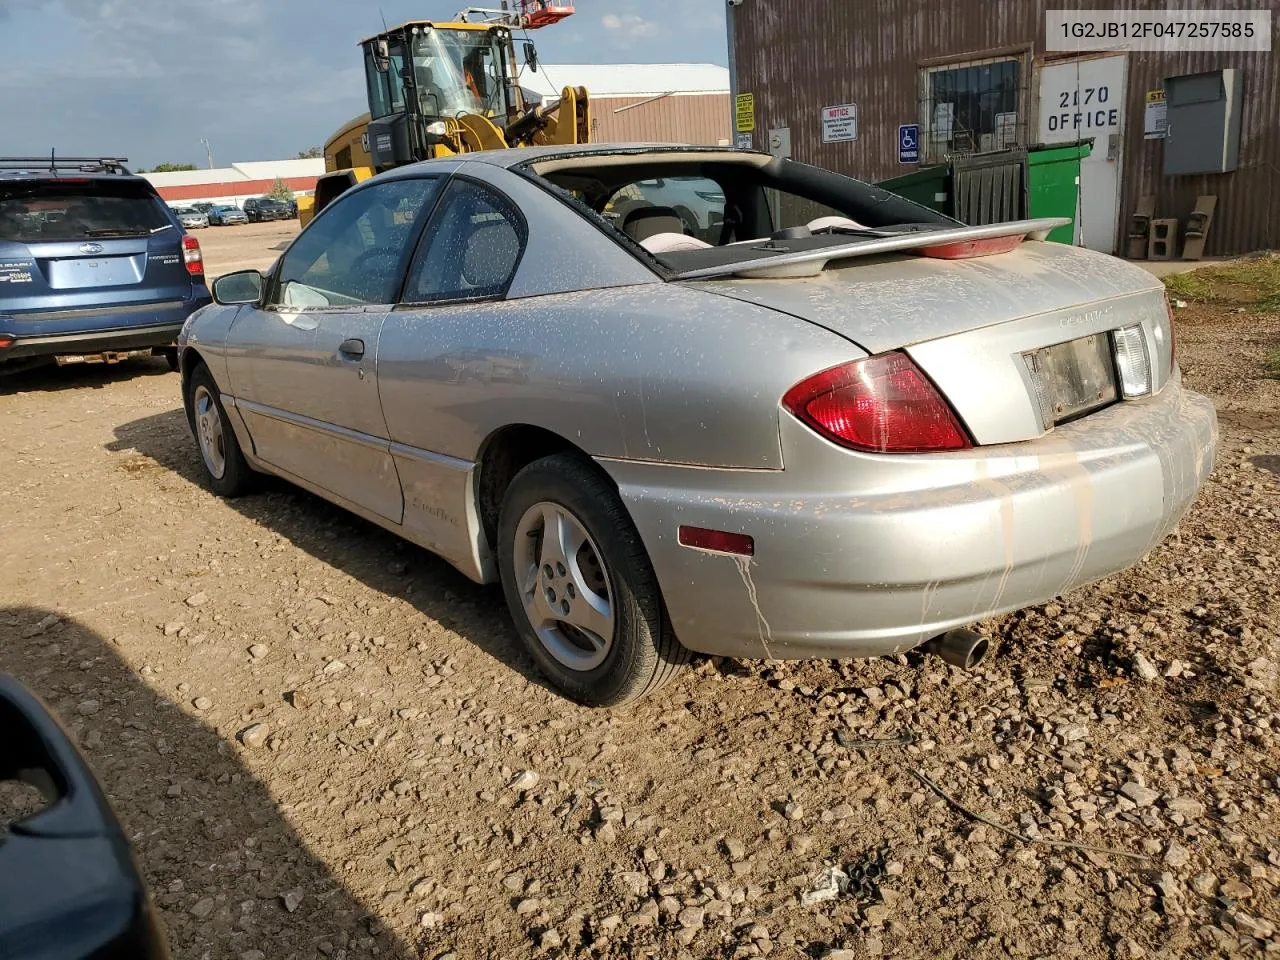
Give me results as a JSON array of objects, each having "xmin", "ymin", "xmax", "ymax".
[{"xmin": 517, "ymin": 86, "xmax": 590, "ymax": 147}]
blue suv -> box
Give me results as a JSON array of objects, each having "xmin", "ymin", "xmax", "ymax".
[{"xmin": 0, "ymin": 156, "xmax": 212, "ymax": 373}]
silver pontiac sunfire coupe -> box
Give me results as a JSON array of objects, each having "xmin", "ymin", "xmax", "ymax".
[{"xmin": 178, "ymin": 144, "xmax": 1217, "ymax": 706}]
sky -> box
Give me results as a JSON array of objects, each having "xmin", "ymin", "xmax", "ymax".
[{"xmin": 0, "ymin": 0, "xmax": 728, "ymax": 170}]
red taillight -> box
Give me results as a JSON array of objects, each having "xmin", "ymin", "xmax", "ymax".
[
  {"xmin": 918, "ymin": 234, "xmax": 1024, "ymax": 259},
  {"xmin": 678, "ymin": 525, "xmax": 755, "ymax": 557},
  {"xmin": 0, "ymin": 335, "xmax": 13, "ymax": 348},
  {"xmin": 782, "ymin": 352, "xmax": 971, "ymax": 453},
  {"xmin": 182, "ymin": 234, "xmax": 203, "ymax": 276}
]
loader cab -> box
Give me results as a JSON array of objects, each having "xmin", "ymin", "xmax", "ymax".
[{"xmin": 362, "ymin": 21, "xmax": 517, "ymax": 169}]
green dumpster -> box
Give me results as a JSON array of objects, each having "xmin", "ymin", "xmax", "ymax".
[
  {"xmin": 1026, "ymin": 141, "xmax": 1091, "ymax": 244},
  {"xmin": 876, "ymin": 164, "xmax": 951, "ymax": 214},
  {"xmin": 878, "ymin": 141, "xmax": 1090, "ymax": 245}
]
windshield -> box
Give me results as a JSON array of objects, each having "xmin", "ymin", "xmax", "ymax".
[
  {"xmin": 410, "ymin": 28, "xmax": 510, "ymax": 120},
  {"xmin": 0, "ymin": 182, "xmax": 169, "ymax": 242}
]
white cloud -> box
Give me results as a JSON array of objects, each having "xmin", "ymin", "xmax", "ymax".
[{"xmin": 600, "ymin": 12, "xmax": 659, "ymax": 39}]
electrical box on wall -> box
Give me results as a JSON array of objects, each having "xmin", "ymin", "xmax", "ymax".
[
  {"xmin": 1162, "ymin": 69, "xmax": 1243, "ymax": 176},
  {"xmin": 768, "ymin": 127, "xmax": 792, "ymax": 160}
]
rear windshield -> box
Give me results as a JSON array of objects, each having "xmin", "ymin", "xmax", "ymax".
[
  {"xmin": 0, "ymin": 181, "xmax": 169, "ymax": 242},
  {"xmin": 529, "ymin": 152, "xmax": 957, "ymax": 275}
]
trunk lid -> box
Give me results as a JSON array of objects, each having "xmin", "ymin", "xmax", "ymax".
[
  {"xmin": 0, "ymin": 179, "xmax": 194, "ymax": 315},
  {"xmin": 691, "ymin": 241, "xmax": 1174, "ymax": 445}
]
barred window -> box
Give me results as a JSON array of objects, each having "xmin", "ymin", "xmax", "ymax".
[{"xmin": 919, "ymin": 56, "xmax": 1029, "ymax": 163}]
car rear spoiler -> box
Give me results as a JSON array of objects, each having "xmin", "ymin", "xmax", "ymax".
[{"xmin": 671, "ymin": 217, "xmax": 1073, "ymax": 281}]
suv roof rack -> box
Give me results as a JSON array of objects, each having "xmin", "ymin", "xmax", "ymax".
[{"xmin": 0, "ymin": 155, "xmax": 132, "ymax": 175}]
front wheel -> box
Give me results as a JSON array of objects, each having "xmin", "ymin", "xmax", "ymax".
[
  {"xmin": 184, "ymin": 362, "xmax": 255, "ymax": 498},
  {"xmin": 497, "ymin": 453, "xmax": 690, "ymax": 706}
]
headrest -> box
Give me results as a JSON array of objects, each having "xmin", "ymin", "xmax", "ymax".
[{"xmin": 622, "ymin": 205, "xmax": 685, "ymax": 243}]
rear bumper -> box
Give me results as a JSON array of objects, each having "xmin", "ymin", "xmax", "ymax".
[
  {"xmin": 603, "ymin": 373, "xmax": 1218, "ymax": 660},
  {"xmin": 0, "ymin": 293, "xmax": 210, "ymax": 361}
]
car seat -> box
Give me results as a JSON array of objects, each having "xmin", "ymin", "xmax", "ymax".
[{"xmin": 621, "ymin": 206, "xmax": 685, "ymax": 243}]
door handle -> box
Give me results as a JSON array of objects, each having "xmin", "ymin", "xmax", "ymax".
[{"xmin": 338, "ymin": 338, "xmax": 365, "ymax": 360}]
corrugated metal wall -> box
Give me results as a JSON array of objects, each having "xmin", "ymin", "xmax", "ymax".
[
  {"xmin": 590, "ymin": 94, "xmax": 732, "ymax": 145},
  {"xmin": 1123, "ymin": 45, "xmax": 1279, "ymax": 257},
  {"xmin": 732, "ymin": 0, "xmax": 1280, "ymax": 255}
]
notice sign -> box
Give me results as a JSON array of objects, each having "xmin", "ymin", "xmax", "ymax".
[
  {"xmin": 1144, "ymin": 88, "xmax": 1167, "ymax": 139},
  {"xmin": 932, "ymin": 102, "xmax": 955, "ymax": 142},
  {"xmin": 821, "ymin": 103, "xmax": 857, "ymax": 143},
  {"xmin": 735, "ymin": 93, "xmax": 755, "ymax": 133},
  {"xmin": 994, "ymin": 111, "xmax": 1018, "ymax": 149}
]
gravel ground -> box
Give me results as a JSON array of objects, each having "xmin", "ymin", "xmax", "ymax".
[
  {"xmin": 195, "ymin": 219, "xmax": 299, "ymax": 277},
  {"xmin": 0, "ymin": 290, "xmax": 1277, "ymax": 960}
]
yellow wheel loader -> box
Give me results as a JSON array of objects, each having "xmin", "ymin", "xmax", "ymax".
[{"xmin": 299, "ymin": 5, "xmax": 588, "ymax": 227}]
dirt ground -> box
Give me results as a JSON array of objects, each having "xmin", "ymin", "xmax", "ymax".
[
  {"xmin": 195, "ymin": 219, "xmax": 300, "ymax": 277},
  {"xmin": 1, "ymin": 244, "xmax": 1278, "ymax": 960}
]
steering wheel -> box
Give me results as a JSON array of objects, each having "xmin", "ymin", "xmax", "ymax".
[
  {"xmin": 343, "ymin": 247, "xmax": 400, "ymax": 301},
  {"xmin": 350, "ymin": 247, "xmax": 398, "ymax": 273}
]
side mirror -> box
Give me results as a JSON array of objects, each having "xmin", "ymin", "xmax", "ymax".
[
  {"xmin": 0, "ymin": 676, "xmax": 169, "ymax": 959},
  {"xmin": 213, "ymin": 270, "xmax": 264, "ymax": 306},
  {"xmin": 523, "ymin": 41, "xmax": 538, "ymax": 72},
  {"xmin": 374, "ymin": 38, "xmax": 390, "ymax": 72}
]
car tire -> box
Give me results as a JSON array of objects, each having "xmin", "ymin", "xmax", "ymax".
[
  {"xmin": 184, "ymin": 361, "xmax": 255, "ymax": 498},
  {"xmin": 162, "ymin": 348, "xmax": 179, "ymax": 372},
  {"xmin": 497, "ymin": 453, "xmax": 690, "ymax": 706}
]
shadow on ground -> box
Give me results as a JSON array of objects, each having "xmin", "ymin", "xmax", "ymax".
[
  {"xmin": 0, "ymin": 356, "xmax": 173, "ymax": 394},
  {"xmin": 0, "ymin": 606, "xmax": 416, "ymax": 960},
  {"xmin": 107, "ymin": 407, "xmax": 554, "ymax": 695},
  {"xmin": 1252, "ymin": 454, "xmax": 1280, "ymax": 477}
]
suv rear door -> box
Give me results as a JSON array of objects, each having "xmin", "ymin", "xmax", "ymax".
[{"xmin": 0, "ymin": 178, "xmax": 194, "ymax": 316}]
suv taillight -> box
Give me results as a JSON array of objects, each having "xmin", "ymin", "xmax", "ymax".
[
  {"xmin": 782, "ymin": 352, "xmax": 971, "ymax": 453},
  {"xmin": 182, "ymin": 234, "xmax": 204, "ymax": 277}
]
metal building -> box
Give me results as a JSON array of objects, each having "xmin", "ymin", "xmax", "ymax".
[
  {"xmin": 522, "ymin": 63, "xmax": 732, "ymax": 145},
  {"xmin": 728, "ymin": 0, "xmax": 1278, "ymax": 256}
]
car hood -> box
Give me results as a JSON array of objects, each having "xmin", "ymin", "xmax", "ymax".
[{"xmin": 686, "ymin": 241, "xmax": 1162, "ymax": 355}]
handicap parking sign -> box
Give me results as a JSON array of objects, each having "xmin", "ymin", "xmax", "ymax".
[{"xmin": 898, "ymin": 124, "xmax": 919, "ymax": 164}]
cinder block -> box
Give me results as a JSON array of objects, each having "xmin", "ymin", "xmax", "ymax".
[
  {"xmin": 1127, "ymin": 195, "xmax": 1155, "ymax": 260},
  {"xmin": 1182, "ymin": 195, "xmax": 1217, "ymax": 261},
  {"xmin": 1148, "ymin": 219, "xmax": 1178, "ymax": 260}
]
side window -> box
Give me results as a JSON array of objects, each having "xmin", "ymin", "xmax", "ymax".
[
  {"xmin": 403, "ymin": 179, "xmax": 524, "ymax": 304},
  {"xmin": 275, "ymin": 178, "xmax": 437, "ymax": 309},
  {"xmin": 604, "ymin": 176, "xmax": 726, "ymax": 243}
]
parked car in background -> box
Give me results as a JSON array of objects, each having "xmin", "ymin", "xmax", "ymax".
[
  {"xmin": 190, "ymin": 201, "xmax": 215, "ymax": 216},
  {"xmin": 174, "ymin": 207, "xmax": 209, "ymax": 229},
  {"xmin": 179, "ymin": 145, "xmax": 1216, "ymax": 706},
  {"xmin": 243, "ymin": 197, "xmax": 291, "ymax": 222},
  {"xmin": 605, "ymin": 175, "xmax": 727, "ymax": 241},
  {"xmin": 281, "ymin": 196, "xmax": 299, "ymax": 218},
  {"xmin": 1, "ymin": 155, "xmax": 210, "ymax": 373},
  {"xmin": 207, "ymin": 205, "xmax": 247, "ymax": 226}
]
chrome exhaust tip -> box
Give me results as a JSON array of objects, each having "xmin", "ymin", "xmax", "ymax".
[{"xmin": 922, "ymin": 628, "xmax": 990, "ymax": 670}]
